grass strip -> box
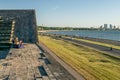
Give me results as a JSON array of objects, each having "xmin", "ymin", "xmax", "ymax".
[
  {"xmin": 67, "ymin": 36, "xmax": 120, "ymax": 50},
  {"xmin": 39, "ymin": 36, "xmax": 120, "ymax": 80}
]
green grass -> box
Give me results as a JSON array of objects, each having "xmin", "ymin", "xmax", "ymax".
[
  {"xmin": 66, "ymin": 36, "xmax": 120, "ymax": 50},
  {"xmin": 39, "ymin": 36, "xmax": 120, "ymax": 80}
]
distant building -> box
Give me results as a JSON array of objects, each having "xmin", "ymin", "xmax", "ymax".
[
  {"xmin": 109, "ymin": 24, "xmax": 113, "ymax": 30},
  {"xmin": 99, "ymin": 25, "xmax": 103, "ymax": 29},
  {"xmin": 113, "ymin": 25, "xmax": 116, "ymax": 29},
  {"xmin": 99, "ymin": 24, "xmax": 120, "ymax": 30},
  {"xmin": 104, "ymin": 24, "xmax": 108, "ymax": 30}
]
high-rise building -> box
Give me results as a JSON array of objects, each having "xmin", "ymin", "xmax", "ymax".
[
  {"xmin": 99, "ymin": 25, "xmax": 103, "ymax": 29},
  {"xmin": 113, "ymin": 25, "xmax": 116, "ymax": 29},
  {"xmin": 104, "ymin": 24, "xmax": 107, "ymax": 29},
  {"xmin": 109, "ymin": 24, "xmax": 113, "ymax": 29}
]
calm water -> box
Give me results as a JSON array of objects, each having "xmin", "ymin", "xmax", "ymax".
[{"xmin": 46, "ymin": 30, "xmax": 120, "ymax": 41}]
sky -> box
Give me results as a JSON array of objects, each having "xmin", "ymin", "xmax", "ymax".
[{"xmin": 0, "ymin": 0, "xmax": 120, "ymax": 27}]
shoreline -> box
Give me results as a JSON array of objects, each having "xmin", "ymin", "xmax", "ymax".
[
  {"xmin": 39, "ymin": 33, "xmax": 120, "ymax": 57},
  {"xmin": 38, "ymin": 30, "xmax": 120, "ymax": 46},
  {"xmin": 38, "ymin": 30, "xmax": 60, "ymax": 33},
  {"xmin": 39, "ymin": 31, "xmax": 120, "ymax": 46}
]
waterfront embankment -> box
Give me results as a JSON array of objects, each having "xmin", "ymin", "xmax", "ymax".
[
  {"xmin": 39, "ymin": 32, "xmax": 120, "ymax": 57},
  {"xmin": 39, "ymin": 35, "xmax": 120, "ymax": 80}
]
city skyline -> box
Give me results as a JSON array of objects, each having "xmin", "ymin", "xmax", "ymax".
[
  {"xmin": 100, "ymin": 23, "xmax": 119, "ymax": 30},
  {"xmin": 1, "ymin": 0, "xmax": 120, "ymax": 27}
]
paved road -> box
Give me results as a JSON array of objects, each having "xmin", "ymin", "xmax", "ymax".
[{"xmin": 61, "ymin": 37, "xmax": 120, "ymax": 57}]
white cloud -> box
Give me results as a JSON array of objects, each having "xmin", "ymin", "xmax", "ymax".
[{"xmin": 52, "ymin": 6, "xmax": 59, "ymax": 10}]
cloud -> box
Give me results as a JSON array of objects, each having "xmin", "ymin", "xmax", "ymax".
[{"xmin": 52, "ymin": 6, "xmax": 59, "ymax": 10}]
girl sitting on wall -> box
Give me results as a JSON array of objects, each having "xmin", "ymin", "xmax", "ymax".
[
  {"xmin": 19, "ymin": 40, "xmax": 24, "ymax": 48},
  {"xmin": 12, "ymin": 37, "xmax": 24, "ymax": 48}
]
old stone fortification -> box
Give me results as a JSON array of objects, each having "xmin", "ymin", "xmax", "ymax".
[{"xmin": 0, "ymin": 10, "xmax": 38, "ymax": 43}]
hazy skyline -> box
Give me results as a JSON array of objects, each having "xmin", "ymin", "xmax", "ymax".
[{"xmin": 0, "ymin": 0, "xmax": 120, "ymax": 27}]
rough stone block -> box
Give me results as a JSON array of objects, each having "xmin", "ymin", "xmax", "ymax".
[{"xmin": 0, "ymin": 9, "xmax": 38, "ymax": 43}]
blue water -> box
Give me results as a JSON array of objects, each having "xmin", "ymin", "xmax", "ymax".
[{"xmin": 46, "ymin": 30, "xmax": 120, "ymax": 41}]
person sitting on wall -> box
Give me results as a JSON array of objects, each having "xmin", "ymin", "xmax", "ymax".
[
  {"xmin": 13, "ymin": 37, "xmax": 20, "ymax": 48},
  {"xmin": 12, "ymin": 38, "xmax": 15, "ymax": 47},
  {"xmin": 19, "ymin": 40, "xmax": 24, "ymax": 48},
  {"xmin": 12, "ymin": 37, "xmax": 24, "ymax": 48}
]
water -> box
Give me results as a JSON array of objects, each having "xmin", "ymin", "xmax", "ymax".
[{"xmin": 46, "ymin": 30, "xmax": 120, "ymax": 41}]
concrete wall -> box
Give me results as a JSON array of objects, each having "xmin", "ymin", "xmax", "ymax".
[{"xmin": 0, "ymin": 9, "xmax": 38, "ymax": 43}]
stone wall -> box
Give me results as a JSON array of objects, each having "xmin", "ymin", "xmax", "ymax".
[{"xmin": 0, "ymin": 10, "xmax": 38, "ymax": 43}]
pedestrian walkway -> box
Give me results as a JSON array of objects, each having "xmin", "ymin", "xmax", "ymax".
[{"xmin": 0, "ymin": 43, "xmax": 56, "ymax": 80}]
